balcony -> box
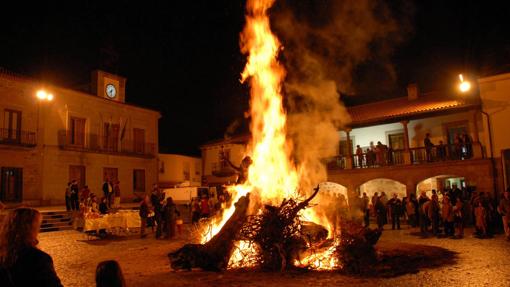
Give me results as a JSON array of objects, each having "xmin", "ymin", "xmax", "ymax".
[
  {"xmin": 58, "ymin": 130, "xmax": 155, "ymax": 158},
  {"xmin": 0, "ymin": 128, "xmax": 36, "ymax": 147},
  {"xmin": 326, "ymin": 142, "xmax": 485, "ymax": 170}
]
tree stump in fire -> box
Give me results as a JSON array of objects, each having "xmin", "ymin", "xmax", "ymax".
[{"xmin": 168, "ymin": 194, "xmax": 251, "ymax": 271}]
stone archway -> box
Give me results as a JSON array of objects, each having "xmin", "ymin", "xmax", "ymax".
[
  {"xmin": 416, "ymin": 174, "xmax": 466, "ymax": 200},
  {"xmin": 357, "ymin": 178, "xmax": 407, "ymax": 200}
]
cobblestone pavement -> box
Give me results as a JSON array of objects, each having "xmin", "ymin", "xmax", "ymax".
[{"xmin": 38, "ymin": 225, "xmax": 510, "ymax": 287}]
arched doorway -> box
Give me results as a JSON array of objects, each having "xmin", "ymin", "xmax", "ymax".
[
  {"xmin": 357, "ymin": 178, "xmax": 407, "ymax": 200},
  {"xmin": 416, "ymin": 175, "xmax": 465, "ymax": 199}
]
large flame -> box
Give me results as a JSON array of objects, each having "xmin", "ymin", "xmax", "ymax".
[{"xmin": 200, "ymin": 0, "xmax": 338, "ymax": 270}]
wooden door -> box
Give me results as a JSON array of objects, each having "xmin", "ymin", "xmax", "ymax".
[
  {"xmin": 1, "ymin": 167, "xmax": 22, "ymax": 202},
  {"xmin": 69, "ymin": 165, "xmax": 86, "ymax": 189}
]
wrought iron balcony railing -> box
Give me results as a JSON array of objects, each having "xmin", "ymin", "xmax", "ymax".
[
  {"xmin": 58, "ymin": 130, "xmax": 155, "ymax": 157},
  {"xmin": 0, "ymin": 128, "xmax": 36, "ymax": 147},
  {"xmin": 327, "ymin": 142, "xmax": 485, "ymax": 170}
]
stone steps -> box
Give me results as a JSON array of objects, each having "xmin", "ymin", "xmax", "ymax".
[{"xmin": 40, "ymin": 211, "xmax": 74, "ymax": 233}]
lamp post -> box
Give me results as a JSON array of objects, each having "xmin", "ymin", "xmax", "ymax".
[{"xmin": 35, "ymin": 90, "xmax": 53, "ymax": 146}]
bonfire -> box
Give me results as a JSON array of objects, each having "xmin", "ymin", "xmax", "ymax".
[{"xmin": 169, "ymin": 0, "xmax": 380, "ymax": 272}]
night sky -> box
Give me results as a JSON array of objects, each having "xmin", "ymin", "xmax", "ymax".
[{"xmin": 1, "ymin": 1, "xmax": 509, "ymax": 156}]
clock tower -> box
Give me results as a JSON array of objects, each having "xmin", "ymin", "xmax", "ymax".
[{"xmin": 91, "ymin": 70, "xmax": 127, "ymax": 103}]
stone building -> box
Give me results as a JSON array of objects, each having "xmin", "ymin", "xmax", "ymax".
[
  {"xmin": 200, "ymin": 72, "xmax": 510, "ymax": 200},
  {"xmin": 158, "ymin": 153, "xmax": 202, "ymax": 188},
  {"xmin": 0, "ymin": 68, "xmax": 160, "ymax": 206}
]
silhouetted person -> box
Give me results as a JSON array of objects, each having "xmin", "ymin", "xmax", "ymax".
[
  {"xmin": 96, "ymin": 260, "xmax": 126, "ymax": 287},
  {"xmin": 0, "ymin": 208, "xmax": 63, "ymax": 286},
  {"xmin": 424, "ymin": 133, "xmax": 434, "ymax": 162}
]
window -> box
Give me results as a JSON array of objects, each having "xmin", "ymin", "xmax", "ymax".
[
  {"xmin": 103, "ymin": 123, "xmax": 120, "ymax": 151},
  {"xmin": 3, "ymin": 109, "xmax": 22, "ymax": 142},
  {"xmin": 69, "ymin": 117, "xmax": 86, "ymax": 146},
  {"xmin": 1, "ymin": 167, "xmax": 22, "ymax": 202},
  {"xmin": 133, "ymin": 169, "xmax": 145, "ymax": 193},
  {"xmin": 388, "ymin": 133, "xmax": 405, "ymax": 150},
  {"xmin": 133, "ymin": 128, "xmax": 145, "ymax": 153},
  {"xmin": 445, "ymin": 122, "xmax": 469, "ymax": 145}
]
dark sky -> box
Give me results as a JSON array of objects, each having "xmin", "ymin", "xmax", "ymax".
[{"xmin": 1, "ymin": 1, "xmax": 509, "ymax": 155}]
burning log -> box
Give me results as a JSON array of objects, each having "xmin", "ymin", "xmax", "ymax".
[{"xmin": 168, "ymin": 194, "xmax": 251, "ymax": 271}]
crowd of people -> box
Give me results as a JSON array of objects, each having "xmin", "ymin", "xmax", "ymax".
[
  {"xmin": 353, "ymin": 132, "xmax": 474, "ymax": 168},
  {"xmin": 358, "ymin": 185, "xmax": 510, "ymax": 240},
  {"xmin": 65, "ymin": 177, "xmax": 122, "ymax": 215}
]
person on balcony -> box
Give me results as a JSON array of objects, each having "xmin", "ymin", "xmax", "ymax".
[
  {"xmin": 454, "ymin": 134, "xmax": 464, "ymax": 160},
  {"xmin": 424, "ymin": 133, "xmax": 434, "ymax": 162},
  {"xmin": 437, "ymin": 140, "xmax": 447, "ymax": 160},
  {"xmin": 355, "ymin": 145, "xmax": 364, "ymax": 168},
  {"xmin": 462, "ymin": 132, "xmax": 473, "ymax": 159}
]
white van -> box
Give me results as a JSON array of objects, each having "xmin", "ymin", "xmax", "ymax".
[{"xmin": 162, "ymin": 186, "xmax": 211, "ymax": 205}]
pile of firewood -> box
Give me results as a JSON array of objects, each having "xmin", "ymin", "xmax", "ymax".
[{"xmin": 168, "ymin": 186, "xmax": 381, "ymax": 273}]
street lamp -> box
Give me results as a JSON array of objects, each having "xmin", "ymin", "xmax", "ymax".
[
  {"xmin": 458, "ymin": 74, "xmax": 471, "ymax": 93},
  {"xmin": 35, "ymin": 89, "xmax": 54, "ymax": 145}
]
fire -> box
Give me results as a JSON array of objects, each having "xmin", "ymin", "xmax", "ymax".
[
  {"xmin": 295, "ymin": 242, "xmax": 341, "ymax": 270},
  {"xmin": 199, "ymin": 0, "xmax": 339, "ymax": 270}
]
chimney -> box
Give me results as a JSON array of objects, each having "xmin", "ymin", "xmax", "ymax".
[{"xmin": 407, "ymin": 83, "xmax": 419, "ymax": 100}]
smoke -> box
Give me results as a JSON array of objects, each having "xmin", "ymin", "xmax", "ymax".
[{"xmin": 270, "ymin": 0, "xmax": 414, "ymax": 193}]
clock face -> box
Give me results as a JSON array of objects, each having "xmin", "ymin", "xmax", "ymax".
[{"xmin": 106, "ymin": 84, "xmax": 117, "ymax": 99}]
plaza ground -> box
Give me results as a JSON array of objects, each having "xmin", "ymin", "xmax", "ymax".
[{"xmin": 39, "ymin": 225, "xmax": 510, "ymax": 287}]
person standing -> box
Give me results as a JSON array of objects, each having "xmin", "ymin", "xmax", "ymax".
[
  {"xmin": 437, "ymin": 140, "xmax": 447, "ymax": 160},
  {"xmin": 139, "ymin": 196, "xmax": 150, "ymax": 238},
  {"xmin": 406, "ymin": 197, "xmax": 416, "ymax": 227},
  {"xmin": 424, "ymin": 133, "xmax": 434, "ymax": 162},
  {"xmin": 355, "ymin": 145, "xmax": 364, "ymax": 168},
  {"xmin": 113, "ymin": 181, "xmax": 121, "ymax": 209},
  {"xmin": 200, "ymin": 195, "xmax": 211, "ymax": 218},
  {"xmin": 474, "ymin": 201, "xmax": 488, "ymax": 237},
  {"xmin": 102, "ymin": 178, "xmax": 112, "ymax": 208},
  {"xmin": 374, "ymin": 196, "xmax": 386, "ymax": 229},
  {"xmin": 418, "ymin": 191, "xmax": 430, "ymax": 234},
  {"xmin": 0, "ymin": 208, "xmax": 63, "ymax": 286},
  {"xmin": 362, "ymin": 192, "xmax": 370, "ymax": 227},
  {"xmin": 70, "ymin": 180, "xmax": 80, "ymax": 211},
  {"xmin": 388, "ymin": 194, "xmax": 402, "ymax": 230},
  {"xmin": 428, "ymin": 195, "xmax": 440, "ymax": 236},
  {"xmin": 442, "ymin": 196, "xmax": 455, "ymax": 237},
  {"xmin": 497, "ymin": 189, "xmax": 510, "ymax": 240},
  {"xmin": 151, "ymin": 188, "xmax": 163, "ymax": 239},
  {"xmin": 453, "ymin": 199, "xmax": 464, "ymax": 238},
  {"xmin": 163, "ymin": 197, "xmax": 179, "ymax": 239},
  {"xmin": 65, "ymin": 182, "xmax": 72, "ymax": 211}
]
